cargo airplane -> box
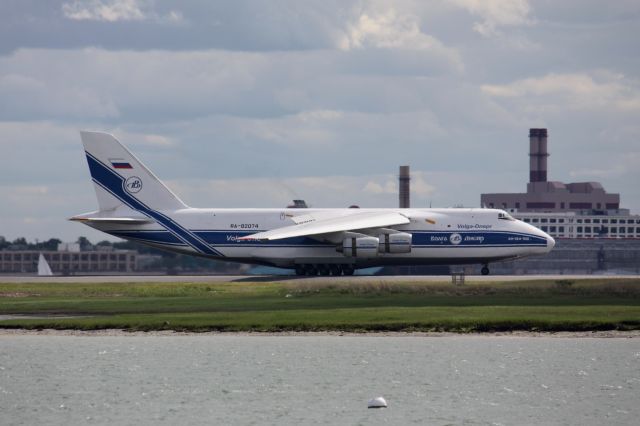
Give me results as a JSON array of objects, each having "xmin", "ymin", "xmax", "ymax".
[{"xmin": 71, "ymin": 131, "xmax": 555, "ymax": 275}]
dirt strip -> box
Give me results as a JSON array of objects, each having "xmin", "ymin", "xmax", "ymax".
[{"xmin": 1, "ymin": 329, "xmax": 639, "ymax": 338}]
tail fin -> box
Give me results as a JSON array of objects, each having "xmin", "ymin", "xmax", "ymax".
[{"xmin": 80, "ymin": 131, "xmax": 187, "ymax": 212}]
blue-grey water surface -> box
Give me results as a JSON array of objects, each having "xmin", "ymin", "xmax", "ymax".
[{"xmin": 1, "ymin": 334, "xmax": 639, "ymax": 425}]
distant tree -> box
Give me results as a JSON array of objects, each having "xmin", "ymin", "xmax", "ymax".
[
  {"xmin": 39, "ymin": 238, "xmax": 62, "ymax": 251},
  {"xmin": 12, "ymin": 237, "xmax": 27, "ymax": 246},
  {"xmin": 76, "ymin": 236, "xmax": 93, "ymax": 250},
  {"xmin": 96, "ymin": 240, "xmax": 113, "ymax": 247},
  {"xmin": 0, "ymin": 236, "xmax": 8, "ymax": 250}
]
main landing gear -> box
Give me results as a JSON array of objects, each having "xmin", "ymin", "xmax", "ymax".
[
  {"xmin": 294, "ymin": 264, "xmax": 355, "ymax": 276},
  {"xmin": 481, "ymin": 264, "xmax": 490, "ymax": 276}
]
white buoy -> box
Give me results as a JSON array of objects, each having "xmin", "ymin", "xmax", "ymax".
[{"xmin": 367, "ymin": 396, "xmax": 387, "ymax": 409}]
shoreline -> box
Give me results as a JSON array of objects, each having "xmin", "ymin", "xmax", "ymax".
[{"xmin": 1, "ymin": 328, "xmax": 639, "ymax": 338}]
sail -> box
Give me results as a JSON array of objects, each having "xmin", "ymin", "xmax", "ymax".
[{"xmin": 37, "ymin": 253, "xmax": 53, "ymax": 276}]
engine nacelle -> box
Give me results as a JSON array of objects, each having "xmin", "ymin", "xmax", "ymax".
[
  {"xmin": 342, "ymin": 236, "xmax": 379, "ymax": 258},
  {"xmin": 378, "ymin": 232, "xmax": 412, "ymax": 254}
]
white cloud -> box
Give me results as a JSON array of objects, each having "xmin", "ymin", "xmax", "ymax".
[
  {"xmin": 62, "ymin": 0, "xmax": 146, "ymax": 22},
  {"xmin": 481, "ymin": 72, "xmax": 640, "ymax": 112},
  {"xmin": 340, "ymin": 9, "xmax": 434, "ymax": 50},
  {"xmin": 452, "ymin": 0, "xmax": 533, "ymax": 36},
  {"xmin": 338, "ymin": 7, "xmax": 463, "ymax": 72},
  {"xmin": 411, "ymin": 172, "xmax": 437, "ymax": 197},
  {"xmin": 362, "ymin": 172, "xmax": 435, "ymax": 198},
  {"xmin": 62, "ymin": 0, "xmax": 183, "ymax": 24},
  {"xmin": 363, "ymin": 179, "xmax": 397, "ymax": 195}
]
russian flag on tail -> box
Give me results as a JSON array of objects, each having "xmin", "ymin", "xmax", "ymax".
[{"xmin": 109, "ymin": 158, "xmax": 133, "ymax": 169}]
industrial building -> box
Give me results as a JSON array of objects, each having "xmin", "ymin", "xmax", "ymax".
[
  {"xmin": 480, "ymin": 128, "xmax": 640, "ymax": 240},
  {"xmin": 482, "ymin": 128, "xmax": 621, "ymax": 213},
  {"xmin": 480, "ymin": 128, "xmax": 640, "ymax": 274}
]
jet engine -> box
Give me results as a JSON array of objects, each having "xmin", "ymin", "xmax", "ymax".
[
  {"xmin": 342, "ymin": 236, "xmax": 379, "ymax": 258},
  {"xmin": 378, "ymin": 232, "xmax": 412, "ymax": 254}
]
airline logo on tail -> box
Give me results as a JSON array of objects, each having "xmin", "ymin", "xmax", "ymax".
[
  {"xmin": 109, "ymin": 158, "xmax": 133, "ymax": 169},
  {"xmin": 125, "ymin": 176, "xmax": 143, "ymax": 193}
]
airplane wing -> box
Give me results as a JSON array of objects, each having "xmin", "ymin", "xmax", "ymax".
[{"xmin": 238, "ymin": 211, "xmax": 410, "ymax": 241}]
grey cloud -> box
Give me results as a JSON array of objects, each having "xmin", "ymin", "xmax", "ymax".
[
  {"xmin": 0, "ymin": 46, "xmax": 463, "ymax": 124},
  {"xmin": 0, "ymin": 0, "xmax": 354, "ymax": 54},
  {"xmin": 1, "ymin": 1, "xmax": 640, "ymax": 241}
]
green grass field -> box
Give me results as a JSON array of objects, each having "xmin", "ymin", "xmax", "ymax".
[{"xmin": 1, "ymin": 278, "xmax": 639, "ymax": 332}]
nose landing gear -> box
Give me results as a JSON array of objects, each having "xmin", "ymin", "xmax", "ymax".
[{"xmin": 481, "ymin": 264, "xmax": 490, "ymax": 276}]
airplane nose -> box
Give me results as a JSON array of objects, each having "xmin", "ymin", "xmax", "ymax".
[{"xmin": 547, "ymin": 235, "xmax": 556, "ymax": 250}]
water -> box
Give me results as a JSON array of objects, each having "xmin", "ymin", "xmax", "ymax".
[{"xmin": 1, "ymin": 334, "xmax": 639, "ymax": 425}]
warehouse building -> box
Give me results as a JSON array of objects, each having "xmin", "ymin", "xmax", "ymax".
[{"xmin": 0, "ymin": 243, "xmax": 138, "ymax": 274}]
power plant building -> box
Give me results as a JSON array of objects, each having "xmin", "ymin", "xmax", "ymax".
[
  {"xmin": 481, "ymin": 128, "xmax": 639, "ymax": 241},
  {"xmin": 480, "ymin": 128, "xmax": 640, "ymax": 274},
  {"xmin": 482, "ymin": 129, "xmax": 620, "ymax": 213}
]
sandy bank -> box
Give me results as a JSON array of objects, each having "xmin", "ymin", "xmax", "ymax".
[{"xmin": 1, "ymin": 328, "xmax": 639, "ymax": 338}]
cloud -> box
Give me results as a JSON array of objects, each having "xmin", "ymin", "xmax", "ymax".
[
  {"xmin": 363, "ymin": 172, "xmax": 435, "ymax": 198},
  {"xmin": 569, "ymin": 151, "xmax": 640, "ymax": 179},
  {"xmin": 0, "ymin": 46, "xmax": 464, "ymax": 124},
  {"xmin": 412, "ymin": 172, "xmax": 437, "ymax": 197},
  {"xmin": 1, "ymin": 1, "xmax": 640, "ymax": 243},
  {"xmin": 0, "ymin": 70, "xmax": 119, "ymax": 120},
  {"xmin": 363, "ymin": 179, "xmax": 397, "ymax": 195},
  {"xmin": 62, "ymin": 0, "xmax": 183, "ymax": 24},
  {"xmin": 451, "ymin": 0, "xmax": 533, "ymax": 36},
  {"xmin": 341, "ymin": 8, "xmax": 438, "ymax": 50},
  {"xmin": 62, "ymin": 0, "xmax": 146, "ymax": 22},
  {"xmin": 481, "ymin": 71, "xmax": 640, "ymax": 112},
  {"xmin": 167, "ymin": 171, "xmax": 438, "ymax": 210},
  {"xmin": 338, "ymin": 7, "xmax": 463, "ymax": 72}
]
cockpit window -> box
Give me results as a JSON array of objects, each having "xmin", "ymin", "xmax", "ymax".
[{"xmin": 498, "ymin": 211, "xmax": 515, "ymax": 221}]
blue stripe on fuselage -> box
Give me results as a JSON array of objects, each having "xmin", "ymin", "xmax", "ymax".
[
  {"xmin": 85, "ymin": 152, "xmax": 222, "ymax": 257},
  {"xmin": 106, "ymin": 229, "xmax": 547, "ymax": 248}
]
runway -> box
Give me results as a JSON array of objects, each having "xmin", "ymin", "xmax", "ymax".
[{"xmin": 0, "ymin": 274, "xmax": 636, "ymax": 284}]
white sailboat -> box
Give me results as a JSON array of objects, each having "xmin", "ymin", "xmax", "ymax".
[{"xmin": 37, "ymin": 253, "xmax": 53, "ymax": 276}]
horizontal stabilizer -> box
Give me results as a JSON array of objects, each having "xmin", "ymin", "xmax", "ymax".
[
  {"xmin": 239, "ymin": 211, "xmax": 410, "ymax": 241},
  {"xmin": 69, "ymin": 216, "xmax": 155, "ymax": 225}
]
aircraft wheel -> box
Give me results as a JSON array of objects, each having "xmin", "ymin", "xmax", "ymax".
[
  {"xmin": 342, "ymin": 265, "xmax": 355, "ymax": 276},
  {"xmin": 481, "ymin": 265, "xmax": 490, "ymax": 276},
  {"xmin": 305, "ymin": 265, "xmax": 318, "ymax": 276},
  {"xmin": 294, "ymin": 265, "xmax": 305, "ymax": 276},
  {"xmin": 329, "ymin": 265, "xmax": 341, "ymax": 276},
  {"xmin": 318, "ymin": 265, "xmax": 331, "ymax": 276}
]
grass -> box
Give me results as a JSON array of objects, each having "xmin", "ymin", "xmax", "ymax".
[{"xmin": 1, "ymin": 278, "xmax": 639, "ymax": 332}]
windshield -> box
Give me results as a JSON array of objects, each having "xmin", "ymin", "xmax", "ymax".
[{"xmin": 498, "ymin": 211, "xmax": 515, "ymax": 221}]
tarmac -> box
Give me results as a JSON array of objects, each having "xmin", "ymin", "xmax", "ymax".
[{"xmin": 0, "ymin": 274, "xmax": 637, "ymax": 284}]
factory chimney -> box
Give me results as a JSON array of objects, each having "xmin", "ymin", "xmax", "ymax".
[
  {"xmin": 529, "ymin": 128, "xmax": 549, "ymax": 183},
  {"xmin": 399, "ymin": 165, "xmax": 410, "ymax": 208}
]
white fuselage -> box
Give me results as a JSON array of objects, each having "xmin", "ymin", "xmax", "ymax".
[{"xmin": 86, "ymin": 207, "xmax": 555, "ymax": 268}]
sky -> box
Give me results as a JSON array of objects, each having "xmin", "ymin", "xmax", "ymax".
[{"xmin": 1, "ymin": 0, "xmax": 639, "ymax": 242}]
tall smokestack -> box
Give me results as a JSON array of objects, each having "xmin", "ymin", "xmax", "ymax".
[
  {"xmin": 399, "ymin": 165, "xmax": 410, "ymax": 208},
  {"xmin": 529, "ymin": 128, "xmax": 549, "ymax": 183}
]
